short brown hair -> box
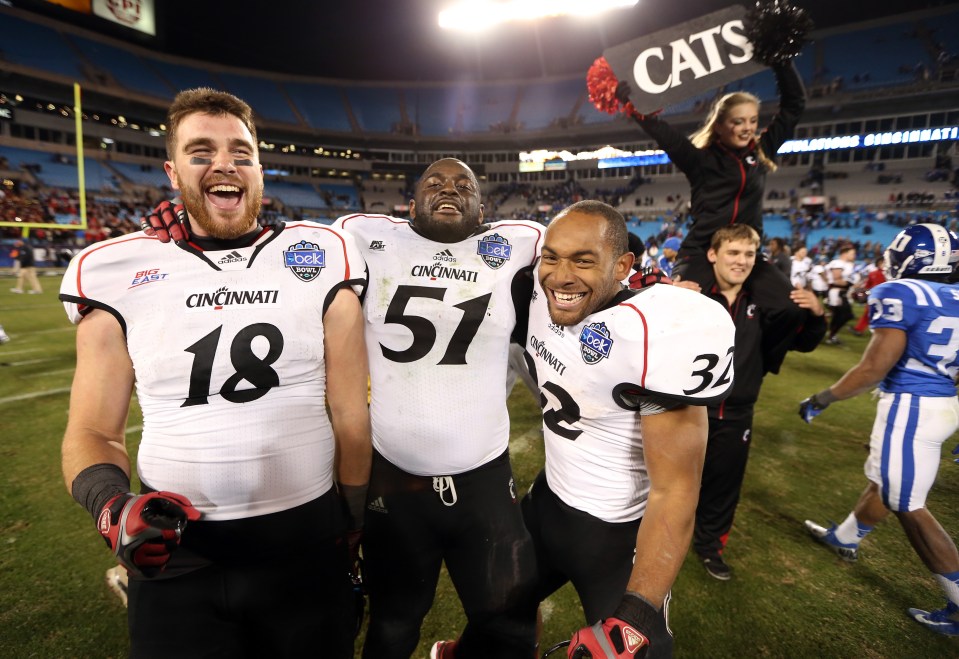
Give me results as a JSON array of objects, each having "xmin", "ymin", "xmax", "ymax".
[
  {"xmin": 710, "ymin": 224, "xmax": 761, "ymax": 252},
  {"xmin": 165, "ymin": 88, "xmax": 257, "ymax": 160}
]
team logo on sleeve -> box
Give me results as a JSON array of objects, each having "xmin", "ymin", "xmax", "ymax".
[
  {"xmin": 477, "ymin": 234, "xmax": 512, "ymax": 269},
  {"xmin": 283, "ymin": 241, "xmax": 325, "ymax": 282},
  {"xmin": 579, "ymin": 322, "xmax": 613, "ymax": 364}
]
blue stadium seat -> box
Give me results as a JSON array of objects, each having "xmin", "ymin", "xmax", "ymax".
[
  {"xmin": 0, "ymin": 13, "xmax": 84, "ymax": 79},
  {"xmin": 345, "ymin": 87, "xmax": 402, "ymax": 133},
  {"xmin": 515, "ymin": 79, "xmax": 582, "ymax": 131},
  {"xmin": 147, "ymin": 59, "xmax": 220, "ymax": 94},
  {"xmin": 285, "ymin": 82, "xmax": 353, "ymax": 133},
  {"xmin": 219, "ymin": 73, "xmax": 299, "ymax": 125},
  {"xmin": 108, "ymin": 162, "xmax": 168, "ymax": 187},
  {"xmin": 70, "ymin": 36, "xmax": 172, "ymax": 98},
  {"xmin": 264, "ymin": 181, "xmax": 328, "ymax": 210}
]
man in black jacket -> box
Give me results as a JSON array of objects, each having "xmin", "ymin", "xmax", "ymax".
[{"xmin": 689, "ymin": 224, "xmax": 825, "ymax": 580}]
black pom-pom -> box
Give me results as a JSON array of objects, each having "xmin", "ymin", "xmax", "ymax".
[{"xmin": 743, "ymin": 0, "xmax": 814, "ymax": 66}]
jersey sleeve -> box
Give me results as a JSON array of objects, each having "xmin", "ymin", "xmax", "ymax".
[
  {"xmin": 628, "ymin": 286, "xmax": 736, "ymax": 405},
  {"xmin": 867, "ymin": 281, "xmax": 920, "ymax": 332},
  {"xmin": 339, "ymin": 228, "xmax": 368, "ymax": 298}
]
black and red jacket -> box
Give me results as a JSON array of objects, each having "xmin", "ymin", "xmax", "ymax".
[
  {"xmin": 635, "ymin": 62, "xmax": 805, "ymax": 256},
  {"xmin": 705, "ymin": 284, "xmax": 825, "ymax": 421}
]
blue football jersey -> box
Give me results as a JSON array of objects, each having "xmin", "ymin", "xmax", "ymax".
[{"xmin": 868, "ymin": 279, "xmax": 959, "ymax": 397}]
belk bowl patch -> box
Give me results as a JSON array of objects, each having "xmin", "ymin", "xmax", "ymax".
[
  {"xmin": 580, "ymin": 322, "xmax": 613, "ymax": 364},
  {"xmin": 283, "ymin": 241, "xmax": 325, "ymax": 282},
  {"xmin": 477, "ymin": 233, "xmax": 512, "ymax": 269}
]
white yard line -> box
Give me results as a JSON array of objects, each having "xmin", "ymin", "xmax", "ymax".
[
  {"xmin": 0, "ymin": 386, "xmax": 71, "ymax": 405},
  {"xmin": 22, "ymin": 368, "xmax": 75, "ymax": 378}
]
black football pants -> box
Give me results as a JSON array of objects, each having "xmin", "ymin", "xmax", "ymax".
[{"xmin": 361, "ymin": 450, "xmax": 538, "ymax": 659}]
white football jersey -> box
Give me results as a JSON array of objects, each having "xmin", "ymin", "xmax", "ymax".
[
  {"xmin": 525, "ymin": 279, "xmax": 735, "ymax": 523},
  {"xmin": 61, "ymin": 223, "xmax": 367, "ymax": 521},
  {"xmin": 333, "ymin": 214, "xmax": 543, "ymax": 475}
]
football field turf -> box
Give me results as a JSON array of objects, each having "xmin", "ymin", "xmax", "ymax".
[{"xmin": 1, "ymin": 279, "xmax": 957, "ymax": 657}]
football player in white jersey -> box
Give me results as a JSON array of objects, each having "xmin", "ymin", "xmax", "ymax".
[
  {"xmin": 333, "ymin": 159, "xmax": 543, "ymax": 659},
  {"xmin": 824, "ymin": 243, "xmax": 857, "ymax": 344},
  {"xmin": 520, "ymin": 201, "xmax": 736, "ymax": 658},
  {"xmin": 142, "ymin": 158, "xmax": 544, "ymax": 658},
  {"xmin": 61, "ymin": 89, "xmax": 371, "ymax": 658},
  {"xmin": 800, "ymin": 223, "xmax": 959, "ymax": 637}
]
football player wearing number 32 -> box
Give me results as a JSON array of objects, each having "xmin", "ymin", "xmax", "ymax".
[
  {"xmin": 520, "ymin": 200, "xmax": 736, "ymax": 658},
  {"xmin": 60, "ymin": 89, "xmax": 371, "ymax": 658},
  {"xmin": 800, "ymin": 223, "xmax": 959, "ymax": 637}
]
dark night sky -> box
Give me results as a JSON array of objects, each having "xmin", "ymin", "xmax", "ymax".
[
  {"xmin": 18, "ymin": 0, "xmax": 959, "ymax": 81},
  {"xmin": 149, "ymin": 0, "xmax": 958, "ymax": 81}
]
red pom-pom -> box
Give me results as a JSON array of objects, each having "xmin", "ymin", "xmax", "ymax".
[{"xmin": 586, "ymin": 57, "xmax": 618, "ymax": 115}]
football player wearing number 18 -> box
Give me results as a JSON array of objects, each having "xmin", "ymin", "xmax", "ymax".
[
  {"xmin": 333, "ymin": 159, "xmax": 544, "ymax": 659},
  {"xmin": 60, "ymin": 89, "xmax": 371, "ymax": 658},
  {"xmin": 519, "ymin": 201, "xmax": 736, "ymax": 658},
  {"xmin": 800, "ymin": 223, "xmax": 959, "ymax": 637}
]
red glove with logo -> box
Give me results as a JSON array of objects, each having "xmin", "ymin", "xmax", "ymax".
[
  {"xmin": 628, "ymin": 265, "xmax": 673, "ymax": 290},
  {"xmin": 140, "ymin": 200, "xmax": 189, "ymax": 243},
  {"xmin": 97, "ymin": 491, "xmax": 201, "ymax": 577},
  {"xmin": 568, "ymin": 593, "xmax": 670, "ymax": 658}
]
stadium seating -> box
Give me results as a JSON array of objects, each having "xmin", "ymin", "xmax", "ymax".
[
  {"xmin": 284, "ymin": 82, "xmax": 353, "ymax": 133},
  {"xmin": 70, "ymin": 36, "xmax": 172, "ymax": 99},
  {"xmin": 0, "ymin": 13, "xmax": 84, "ymax": 79},
  {"xmin": 219, "ymin": 73, "xmax": 300, "ymax": 125}
]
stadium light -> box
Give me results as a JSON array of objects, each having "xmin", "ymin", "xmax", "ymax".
[{"xmin": 438, "ymin": 0, "xmax": 639, "ymax": 30}]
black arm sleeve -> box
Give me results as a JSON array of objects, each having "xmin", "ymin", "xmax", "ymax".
[
  {"xmin": 510, "ymin": 264, "xmax": 535, "ymax": 345},
  {"xmin": 633, "ymin": 114, "xmax": 704, "ymax": 178},
  {"xmin": 789, "ymin": 310, "xmax": 828, "ymax": 353},
  {"xmin": 759, "ymin": 60, "xmax": 806, "ymax": 157}
]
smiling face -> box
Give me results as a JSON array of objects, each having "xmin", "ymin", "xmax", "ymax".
[
  {"xmin": 163, "ymin": 112, "xmax": 263, "ymax": 239},
  {"xmin": 714, "ymin": 101, "xmax": 759, "ymax": 150},
  {"xmin": 539, "ymin": 210, "xmax": 633, "ymax": 327},
  {"xmin": 708, "ymin": 237, "xmax": 757, "ymax": 292},
  {"xmin": 409, "ymin": 158, "xmax": 484, "ymax": 243}
]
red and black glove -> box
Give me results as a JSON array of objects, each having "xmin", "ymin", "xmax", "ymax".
[
  {"xmin": 97, "ymin": 491, "xmax": 201, "ymax": 578},
  {"xmin": 140, "ymin": 200, "xmax": 189, "ymax": 244},
  {"xmin": 568, "ymin": 593, "xmax": 671, "ymax": 658},
  {"xmin": 628, "ymin": 265, "xmax": 673, "ymax": 290}
]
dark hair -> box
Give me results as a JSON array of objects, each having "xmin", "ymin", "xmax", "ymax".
[
  {"xmin": 556, "ymin": 200, "xmax": 628, "ymax": 255},
  {"xmin": 166, "ymin": 88, "xmax": 257, "ymax": 160}
]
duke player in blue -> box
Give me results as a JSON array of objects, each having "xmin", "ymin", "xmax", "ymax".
[{"xmin": 799, "ymin": 223, "xmax": 959, "ymax": 636}]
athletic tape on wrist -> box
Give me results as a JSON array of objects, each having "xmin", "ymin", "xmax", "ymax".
[
  {"xmin": 71, "ymin": 463, "xmax": 131, "ymax": 521},
  {"xmin": 614, "ymin": 591, "xmax": 663, "ymax": 632}
]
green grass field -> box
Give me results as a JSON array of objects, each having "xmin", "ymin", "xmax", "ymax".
[{"xmin": 1, "ymin": 275, "xmax": 957, "ymax": 658}]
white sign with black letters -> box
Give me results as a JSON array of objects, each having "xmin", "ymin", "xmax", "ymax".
[{"xmin": 603, "ymin": 6, "xmax": 763, "ymax": 115}]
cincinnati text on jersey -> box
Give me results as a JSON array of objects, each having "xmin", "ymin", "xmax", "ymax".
[
  {"xmin": 410, "ymin": 263, "xmax": 479, "ymax": 282},
  {"xmin": 185, "ymin": 286, "xmax": 280, "ymax": 310},
  {"xmin": 529, "ymin": 335, "xmax": 567, "ymax": 376}
]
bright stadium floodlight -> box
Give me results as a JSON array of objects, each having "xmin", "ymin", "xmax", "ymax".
[{"xmin": 438, "ymin": 0, "xmax": 639, "ymax": 30}]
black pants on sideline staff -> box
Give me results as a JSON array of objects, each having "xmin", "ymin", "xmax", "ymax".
[{"xmin": 693, "ymin": 415, "xmax": 753, "ymax": 560}]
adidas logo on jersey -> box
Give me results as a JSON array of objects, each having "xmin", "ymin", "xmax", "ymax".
[
  {"xmin": 433, "ymin": 249, "xmax": 456, "ymax": 262},
  {"xmin": 217, "ymin": 250, "xmax": 247, "ymax": 264},
  {"xmin": 369, "ymin": 240, "xmax": 385, "ymax": 251},
  {"xmin": 367, "ymin": 496, "xmax": 388, "ymax": 514}
]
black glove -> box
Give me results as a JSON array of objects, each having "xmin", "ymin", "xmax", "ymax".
[{"xmin": 141, "ymin": 200, "xmax": 189, "ymax": 243}]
